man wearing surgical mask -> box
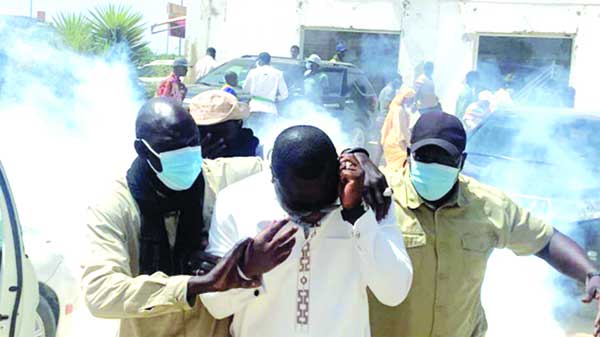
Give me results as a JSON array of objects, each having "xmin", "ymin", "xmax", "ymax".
[
  {"xmin": 200, "ymin": 125, "xmax": 413, "ymax": 337},
  {"xmin": 369, "ymin": 112, "xmax": 600, "ymax": 337},
  {"xmin": 82, "ymin": 97, "xmax": 286, "ymax": 337}
]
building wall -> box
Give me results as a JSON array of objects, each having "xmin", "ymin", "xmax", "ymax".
[{"xmin": 186, "ymin": 0, "xmax": 600, "ymax": 111}]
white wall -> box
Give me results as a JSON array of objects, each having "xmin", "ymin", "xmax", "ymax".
[{"xmin": 186, "ymin": 0, "xmax": 600, "ymax": 111}]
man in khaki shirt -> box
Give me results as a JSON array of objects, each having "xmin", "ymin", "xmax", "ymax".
[
  {"xmin": 82, "ymin": 97, "xmax": 296, "ymax": 337},
  {"xmin": 370, "ymin": 112, "xmax": 600, "ymax": 337}
]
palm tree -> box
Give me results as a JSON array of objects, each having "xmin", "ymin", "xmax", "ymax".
[
  {"xmin": 88, "ymin": 5, "xmax": 148, "ymax": 65},
  {"xmin": 53, "ymin": 5, "xmax": 149, "ymax": 65},
  {"xmin": 52, "ymin": 13, "xmax": 94, "ymax": 53}
]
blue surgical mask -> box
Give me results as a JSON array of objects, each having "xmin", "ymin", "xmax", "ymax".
[
  {"xmin": 140, "ymin": 139, "xmax": 203, "ymax": 191},
  {"xmin": 409, "ymin": 159, "xmax": 460, "ymax": 201}
]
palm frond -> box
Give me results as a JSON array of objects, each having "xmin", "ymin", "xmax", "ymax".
[{"xmin": 52, "ymin": 13, "xmax": 94, "ymax": 53}]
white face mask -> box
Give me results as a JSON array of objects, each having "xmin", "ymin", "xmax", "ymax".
[{"xmin": 140, "ymin": 139, "xmax": 203, "ymax": 191}]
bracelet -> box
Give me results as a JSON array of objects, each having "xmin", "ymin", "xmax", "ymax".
[{"xmin": 341, "ymin": 147, "xmax": 370, "ymax": 157}]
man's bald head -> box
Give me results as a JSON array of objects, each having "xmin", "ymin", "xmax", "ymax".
[
  {"xmin": 272, "ymin": 125, "xmax": 337, "ymax": 180},
  {"xmin": 271, "ymin": 125, "xmax": 339, "ymax": 220},
  {"xmin": 134, "ymin": 98, "xmax": 200, "ymax": 161}
]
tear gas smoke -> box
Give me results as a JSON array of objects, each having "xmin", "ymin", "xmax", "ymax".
[
  {"xmin": 0, "ymin": 16, "xmax": 139, "ymax": 335},
  {"xmin": 471, "ymin": 108, "xmax": 598, "ymax": 336},
  {"xmin": 247, "ymin": 99, "xmax": 352, "ymax": 157}
]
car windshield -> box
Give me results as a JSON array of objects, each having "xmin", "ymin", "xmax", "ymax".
[{"xmin": 467, "ymin": 112, "xmax": 600, "ymax": 167}]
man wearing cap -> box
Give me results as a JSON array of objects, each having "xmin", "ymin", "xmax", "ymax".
[
  {"xmin": 189, "ymin": 90, "xmax": 259, "ymax": 158},
  {"xmin": 304, "ymin": 54, "xmax": 328, "ymax": 103},
  {"xmin": 156, "ymin": 58, "xmax": 189, "ymax": 102},
  {"xmin": 369, "ymin": 111, "xmax": 600, "ymax": 337},
  {"xmin": 330, "ymin": 42, "xmax": 347, "ymax": 63}
]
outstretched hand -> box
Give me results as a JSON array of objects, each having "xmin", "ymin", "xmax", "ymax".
[{"xmin": 241, "ymin": 219, "xmax": 298, "ymax": 278}]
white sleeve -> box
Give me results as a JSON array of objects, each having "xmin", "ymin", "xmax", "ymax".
[
  {"xmin": 353, "ymin": 203, "xmax": 413, "ymax": 307},
  {"xmin": 242, "ymin": 70, "xmax": 253, "ymax": 93},
  {"xmin": 200, "ymin": 190, "xmax": 265, "ymax": 319},
  {"xmin": 277, "ymin": 71, "xmax": 289, "ymax": 101}
]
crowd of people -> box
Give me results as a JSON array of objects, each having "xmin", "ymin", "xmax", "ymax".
[{"xmin": 81, "ymin": 47, "xmax": 600, "ymax": 337}]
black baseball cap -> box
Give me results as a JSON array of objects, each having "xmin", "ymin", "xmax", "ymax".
[{"xmin": 410, "ymin": 112, "xmax": 466, "ymax": 158}]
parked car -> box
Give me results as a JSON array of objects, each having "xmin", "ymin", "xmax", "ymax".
[
  {"xmin": 462, "ymin": 107, "xmax": 600, "ymax": 328},
  {"xmin": 184, "ymin": 55, "xmax": 378, "ymax": 146},
  {"xmin": 0, "ymin": 162, "xmax": 78, "ymax": 337}
]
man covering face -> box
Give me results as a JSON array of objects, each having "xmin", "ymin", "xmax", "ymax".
[{"xmin": 200, "ymin": 125, "xmax": 413, "ymax": 337}]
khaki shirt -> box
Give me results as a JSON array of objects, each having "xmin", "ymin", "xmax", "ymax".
[
  {"xmin": 82, "ymin": 157, "xmax": 265, "ymax": 337},
  {"xmin": 369, "ymin": 168, "xmax": 554, "ymax": 337}
]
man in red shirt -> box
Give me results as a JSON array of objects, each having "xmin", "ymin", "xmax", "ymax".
[{"xmin": 156, "ymin": 58, "xmax": 189, "ymax": 102}]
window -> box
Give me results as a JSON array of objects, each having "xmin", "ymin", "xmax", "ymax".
[
  {"xmin": 301, "ymin": 28, "xmax": 400, "ymax": 92},
  {"xmin": 477, "ymin": 35, "xmax": 574, "ymax": 107}
]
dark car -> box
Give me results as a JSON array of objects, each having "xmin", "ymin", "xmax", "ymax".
[
  {"xmin": 463, "ymin": 107, "xmax": 600, "ymax": 328},
  {"xmin": 184, "ymin": 55, "xmax": 378, "ymax": 146}
]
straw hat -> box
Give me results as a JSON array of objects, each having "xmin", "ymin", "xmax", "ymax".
[{"xmin": 189, "ymin": 90, "xmax": 250, "ymax": 126}]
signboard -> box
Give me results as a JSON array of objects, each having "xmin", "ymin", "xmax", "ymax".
[
  {"xmin": 36, "ymin": 11, "xmax": 46, "ymax": 22},
  {"xmin": 167, "ymin": 3, "xmax": 186, "ymax": 38}
]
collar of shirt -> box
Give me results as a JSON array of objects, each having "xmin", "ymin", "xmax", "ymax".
[
  {"xmin": 395, "ymin": 167, "xmax": 470, "ymax": 210},
  {"xmin": 168, "ymin": 73, "xmax": 181, "ymax": 83}
]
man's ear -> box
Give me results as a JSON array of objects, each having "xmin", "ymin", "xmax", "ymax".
[
  {"xmin": 134, "ymin": 139, "xmax": 147, "ymax": 158},
  {"xmin": 459, "ymin": 153, "xmax": 468, "ymax": 170}
]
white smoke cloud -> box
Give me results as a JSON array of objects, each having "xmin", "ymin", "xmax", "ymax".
[
  {"xmin": 471, "ymin": 109, "xmax": 598, "ymax": 336},
  {"xmin": 0, "ymin": 16, "xmax": 139, "ymax": 336}
]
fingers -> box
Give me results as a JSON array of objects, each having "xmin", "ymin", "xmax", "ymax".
[
  {"xmin": 263, "ymin": 219, "xmax": 290, "ymax": 241},
  {"xmin": 339, "ymin": 154, "xmax": 361, "ymax": 173},
  {"xmin": 272, "ymin": 225, "xmax": 298, "ymax": 246},
  {"xmin": 276, "ymin": 237, "xmax": 296, "ymax": 255},
  {"xmin": 275, "ymin": 242, "xmax": 295, "ymax": 264}
]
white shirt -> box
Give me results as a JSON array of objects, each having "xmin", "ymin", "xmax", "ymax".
[
  {"xmin": 200, "ymin": 172, "xmax": 413, "ymax": 337},
  {"xmin": 242, "ymin": 65, "xmax": 289, "ymax": 114},
  {"xmin": 195, "ymin": 55, "xmax": 217, "ymax": 80}
]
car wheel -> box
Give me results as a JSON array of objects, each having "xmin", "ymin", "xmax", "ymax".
[{"xmin": 34, "ymin": 296, "xmax": 57, "ymax": 337}]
